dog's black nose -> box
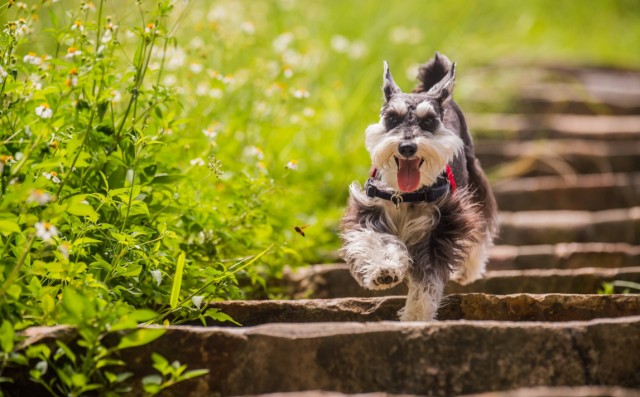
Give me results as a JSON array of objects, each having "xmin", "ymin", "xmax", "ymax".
[{"xmin": 398, "ymin": 142, "xmax": 417, "ymax": 157}]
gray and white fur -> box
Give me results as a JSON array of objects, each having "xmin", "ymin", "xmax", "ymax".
[{"xmin": 340, "ymin": 53, "xmax": 498, "ymax": 321}]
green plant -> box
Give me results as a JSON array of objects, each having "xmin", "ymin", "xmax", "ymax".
[{"xmin": 141, "ymin": 353, "xmax": 209, "ymax": 396}]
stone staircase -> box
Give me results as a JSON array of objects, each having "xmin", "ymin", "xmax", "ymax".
[{"xmin": 8, "ymin": 66, "xmax": 640, "ymax": 397}]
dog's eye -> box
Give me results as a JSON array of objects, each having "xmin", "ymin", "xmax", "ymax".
[
  {"xmin": 384, "ymin": 113, "xmax": 402, "ymax": 130},
  {"xmin": 419, "ymin": 116, "xmax": 438, "ymax": 132}
]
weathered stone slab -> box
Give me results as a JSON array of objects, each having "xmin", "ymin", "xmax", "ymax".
[
  {"xmin": 8, "ymin": 317, "xmax": 640, "ymax": 396},
  {"xmin": 493, "ymin": 173, "xmax": 640, "ymax": 211},
  {"xmin": 203, "ymin": 294, "xmax": 640, "ymax": 325},
  {"xmin": 475, "ymin": 139, "xmax": 640, "ymax": 175},
  {"xmin": 497, "ymin": 207, "xmax": 640, "ymax": 245},
  {"xmin": 460, "ymin": 386, "xmax": 640, "ymax": 397},
  {"xmin": 489, "ymin": 243, "xmax": 640, "ymax": 271},
  {"xmin": 468, "ymin": 113, "xmax": 640, "ymax": 141},
  {"xmin": 446, "ymin": 267, "xmax": 640, "ymax": 295},
  {"xmin": 283, "ymin": 264, "xmax": 640, "ymax": 298},
  {"xmin": 240, "ymin": 387, "xmax": 640, "ymax": 397}
]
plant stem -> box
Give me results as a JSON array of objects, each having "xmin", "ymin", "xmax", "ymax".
[{"xmin": 0, "ymin": 234, "xmax": 36, "ymax": 299}]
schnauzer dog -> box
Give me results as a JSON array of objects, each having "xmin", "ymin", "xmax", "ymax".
[{"xmin": 340, "ymin": 53, "xmax": 498, "ymax": 321}]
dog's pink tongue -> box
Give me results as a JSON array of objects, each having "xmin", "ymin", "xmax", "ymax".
[{"xmin": 397, "ymin": 158, "xmax": 421, "ymax": 192}]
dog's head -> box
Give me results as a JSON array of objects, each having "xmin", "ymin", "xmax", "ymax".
[{"xmin": 365, "ymin": 60, "xmax": 464, "ymax": 193}]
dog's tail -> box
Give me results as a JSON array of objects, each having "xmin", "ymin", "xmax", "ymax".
[{"xmin": 413, "ymin": 52, "xmax": 453, "ymax": 94}]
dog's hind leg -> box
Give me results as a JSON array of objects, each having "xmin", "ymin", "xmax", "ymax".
[
  {"xmin": 399, "ymin": 273, "xmax": 445, "ymax": 321},
  {"xmin": 340, "ymin": 228, "xmax": 410, "ymax": 290}
]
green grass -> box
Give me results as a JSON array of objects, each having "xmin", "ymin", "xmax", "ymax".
[{"xmin": 0, "ymin": 0, "xmax": 639, "ymax": 393}]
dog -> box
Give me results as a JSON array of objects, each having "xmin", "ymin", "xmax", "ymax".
[{"xmin": 340, "ymin": 53, "xmax": 498, "ymax": 321}]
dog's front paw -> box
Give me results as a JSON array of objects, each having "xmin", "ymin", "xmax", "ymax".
[{"xmin": 364, "ymin": 266, "xmax": 405, "ymax": 290}]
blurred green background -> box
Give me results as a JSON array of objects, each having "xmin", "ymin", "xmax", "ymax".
[{"xmin": 9, "ymin": 0, "xmax": 640, "ymax": 267}]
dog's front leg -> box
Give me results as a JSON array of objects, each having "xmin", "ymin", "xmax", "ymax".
[
  {"xmin": 399, "ymin": 274, "xmax": 445, "ymax": 321},
  {"xmin": 340, "ymin": 228, "xmax": 410, "ymax": 290}
]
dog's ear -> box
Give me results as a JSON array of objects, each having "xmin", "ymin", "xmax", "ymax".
[
  {"xmin": 383, "ymin": 61, "xmax": 401, "ymax": 102},
  {"xmin": 426, "ymin": 62, "xmax": 456, "ymax": 104}
]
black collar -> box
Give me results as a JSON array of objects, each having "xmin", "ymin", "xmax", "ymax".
[{"xmin": 364, "ymin": 172, "xmax": 450, "ymax": 208}]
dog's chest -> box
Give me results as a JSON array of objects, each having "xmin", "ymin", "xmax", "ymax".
[{"xmin": 382, "ymin": 202, "xmax": 438, "ymax": 245}]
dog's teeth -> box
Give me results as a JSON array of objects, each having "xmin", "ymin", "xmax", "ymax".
[{"xmin": 419, "ymin": 159, "xmax": 424, "ymax": 167}]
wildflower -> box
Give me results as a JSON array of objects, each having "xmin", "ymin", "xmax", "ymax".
[
  {"xmin": 241, "ymin": 21, "xmax": 255, "ymax": 35},
  {"xmin": 202, "ymin": 124, "xmax": 221, "ymax": 140},
  {"xmin": 190, "ymin": 157, "xmax": 205, "ymax": 166},
  {"xmin": 0, "ymin": 155, "xmax": 15, "ymax": 164},
  {"xmin": 330, "ymin": 35, "xmax": 350, "ymax": 53},
  {"xmin": 0, "ymin": 66, "xmax": 8, "ymax": 84},
  {"xmin": 58, "ymin": 242, "xmax": 71, "ymax": 260},
  {"xmin": 303, "ymin": 107, "xmax": 315, "ymax": 118},
  {"xmin": 292, "ymin": 88, "xmax": 309, "ymax": 99},
  {"xmin": 189, "ymin": 62, "xmax": 203, "ymax": 74},
  {"xmin": 348, "ymin": 40, "xmax": 367, "ymax": 59},
  {"xmin": 283, "ymin": 67, "xmax": 293, "ymax": 79},
  {"xmin": 208, "ymin": 88, "xmax": 223, "ymax": 99},
  {"xmin": 35, "ymin": 221, "xmax": 59, "ymax": 242},
  {"xmin": 35, "ymin": 103, "xmax": 53, "ymax": 119},
  {"xmin": 23, "ymin": 52, "xmax": 42, "ymax": 66},
  {"xmin": 65, "ymin": 68, "xmax": 78, "ymax": 87},
  {"xmin": 191, "ymin": 295, "xmax": 204, "ymax": 310},
  {"xmin": 27, "ymin": 189, "xmax": 53, "ymax": 205},
  {"xmin": 71, "ymin": 20, "xmax": 84, "ymax": 32},
  {"xmin": 144, "ymin": 23, "xmax": 156, "ymax": 35},
  {"xmin": 65, "ymin": 47, "xmax": 82, "ymax": 59},
  {"xmin": 150, "ymin": 269, "xmax": 163, "ymax": 286},
  {"xmin": 243, "ymin": 146, "xmax": 264, "ymax": 160},
  {"xmin": 285, "ymin": 159, "xmax": 299, "ymax": 170},
  {"xmin": 273, "ymin": 32, "xmax": 294, "ymax": 53},
  {"xmin": 109, "ymin": 90, "xmax": 121, "ymax": 103},
  {"xmin": 14, "ymin": 18, "xmax": 30, "ymax": 37},
  {"xmin": 207, "ymin": 156, "xmax": 224, "ymax": 177},
  {"xmin": 43, "ymin": 171, "xmax": 60, "ymax": 183},
  {"xmin": 81, "ymin": 2, "xmax": 96, "ymax": 11}
]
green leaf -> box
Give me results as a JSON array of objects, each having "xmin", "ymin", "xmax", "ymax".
[
  {"xmin": 0, "ymin": 220, "xmax": 20, "ymax": 236},
  {"xmin": 61, "ymin": 287, "xmax": 95, "ymax": 323},
  {"xmin": 0, "ymin": 321, "xmax": 14, "ymax": 353},
  {"xmin": 116, "ymin": 328, "xmax": 166, "ymax": 350},
  {"xmin": 54, "ymin": 341, "xmax": 76, "ymax": 365},
  {"xmin": 169, "ymin": 252, "xmax": 185, "ymax": 309},
  {"xmin": 181, "ymin": 369, "xmax": 209, "ymax": 380}
]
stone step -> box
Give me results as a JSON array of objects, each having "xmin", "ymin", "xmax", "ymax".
[
  {"xmin": 468, "ymin": 113, "xmax": 640, "ymax": 141},
  {"xmin": 241, "ymin": 387, "xmax": 640, "ymax": 397},
  {"xmin": 497, "ymin": 207, "xmax": 640, "ymax": 245},
  {"xmin": 489, "ymin": 243, "xmax": 640, "ymax": 271},
  {"xmin": 493, "ymin": 173, "xmax": 640, "ymax": 212},
  {"xmin": 8, "ymin": 317, "xmax": 640, "ymax": 396},
  {"xmin": 518, "ymin": 82, "xmax": 640, "ymax": 116},
  {"xmin": 282, "ymin": 264, "xmax": 640, "ymax": 298},
  {"xmin": 475, "ymin": 139, "xmax": 640, "ymax": 176},
  {"xmin": 203, "ymin": 294, "xmax": 640, "ymax": 326}
]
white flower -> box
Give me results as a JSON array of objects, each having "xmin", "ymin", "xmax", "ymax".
[
  {"xmin": 285, "ymin": 160, "xmax": 299, "ymax": 170},
  {"xmin": 303, "ymin": 107, "xmax": 315, "ymax": 118},
  {"xmin": 144, "ymin": 23, "xmax": 156, "ymax": 35},
  {"xmin": 42, "ymin": 171, "xmax": 60, "ymax": 184},
  {"xmin": 273, "ymin": 32, "xmax": 294, "ymax": 53},
  {"xmin": 195, "ymin": 82, "xmax": 209, "ymax": 96},
  {"xmin": 35, "ymin": 222, "xmax": 59, "ymax": 242},
  {"xmin": 27, "ymin": 189, "xmax": 52, "ymax": 205},
  {"xmin": 65, "ymin": 47, "xmax": 82, "ymax": 59},
  {"xmin": 292, "ymin": 88, "xmax": 309, "ymax": 99},
  {"xmin": 191, "ymin": 295, "xmax": 204, "ymax": 310},
  {"xmin": 208, "ymin": 88, "xmax": 223, "ymax": 99},
  {"xmin": 241, "ymin": 21, "xmax": 255, "ymax": 35},
  {"xmin": 202, "ymin": 124, "xmax": 221, "ymax": 139},
  {"xmin": 243, "ymin": 146, "xmax": 264, "ymax": 160},
  {"xmin": 23, "ymin": 52, "xmax": 42, "ymax": 66},
  {"xmin": 35, "ymin": 104, "xmax": 53, "ymax": 119},
  {"xmin": 0, "ymin": 66, "xmax": 8, "ymax": 84},
  {"xmin": 189, "ymin": 62, "xmax": 203, "ymax": 74},
  {"xmin": 109, "ymin": 90, "xmax": 121, "ymax": 103},
  {"xmin": 71, "ymin": 20, "xmax": 84, "ymax": 32},
  {"xmin": 58, "ymin": 242, "xmax": 71, "ymax": 259},
  {"xmin": 330, "ymin": 35, "xmax": 350, "ymax": 53},
  {"xmin": 150, "ymin": 269, "xmax": 163, "ymax": 286},
  {"xmin": 190, "ymin": 157, "xmax": 205, "ymax": 166},
  {"xmin": 283, "ymin": 68, "xmax": 293, "ymax": 79},
  {"xmin": 348, "ymin": 40, "xmax": 368, "ymax": 59}
]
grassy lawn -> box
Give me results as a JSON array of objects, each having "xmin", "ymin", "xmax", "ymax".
[{"xmin": 0, "ymin": 0, "xmax": 638, "ymax": 394}]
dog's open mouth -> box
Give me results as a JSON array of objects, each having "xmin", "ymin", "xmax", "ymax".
[{"xmin": 395, "ymin": 156, "xmax": 423, "ymax": 192}]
